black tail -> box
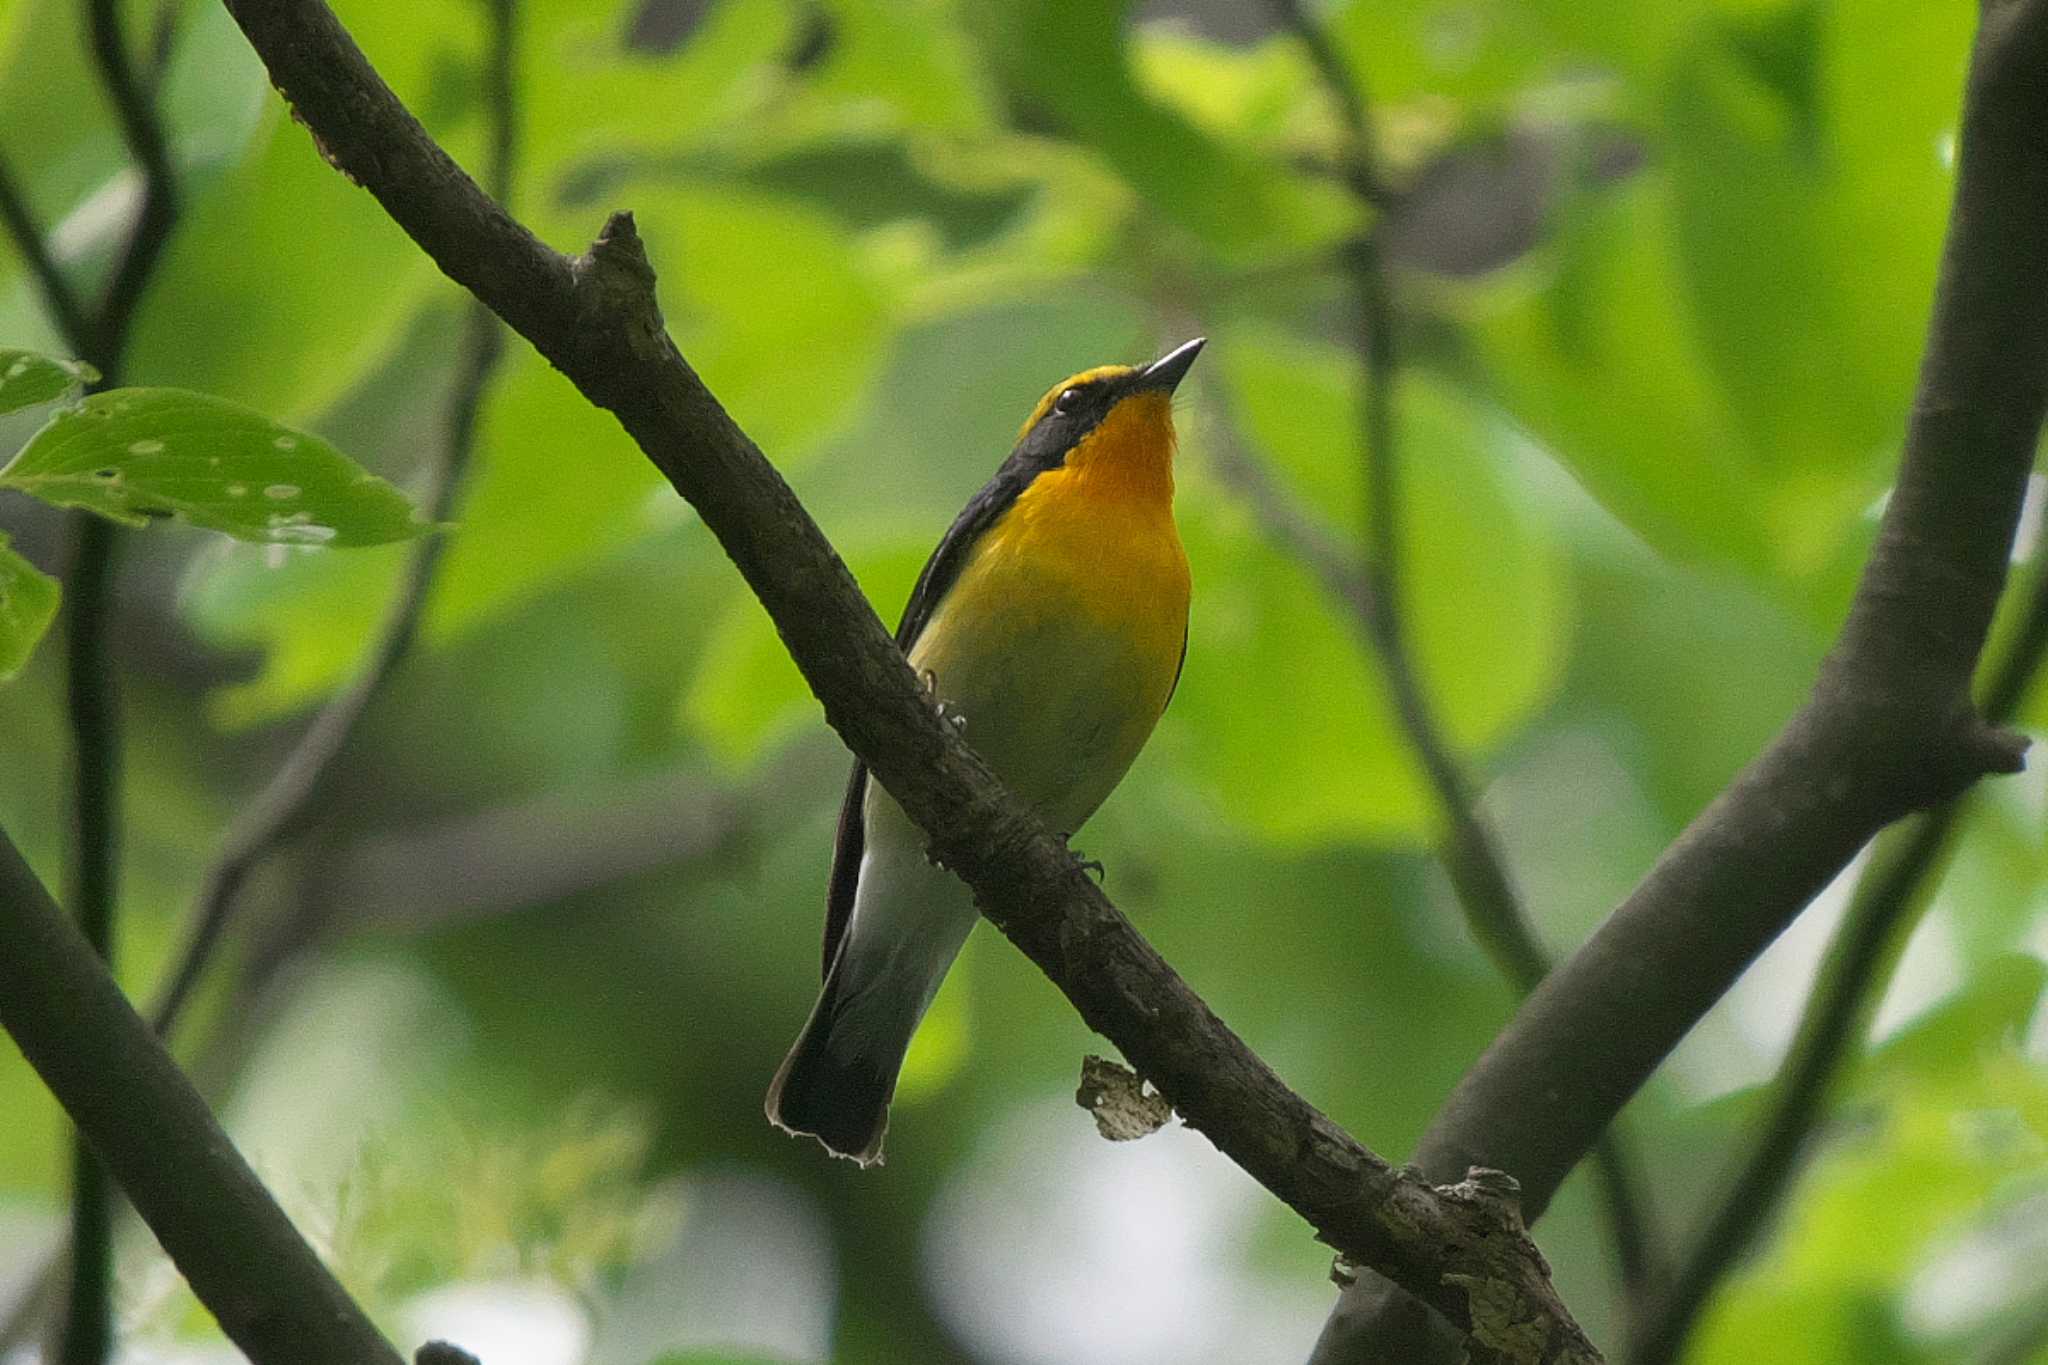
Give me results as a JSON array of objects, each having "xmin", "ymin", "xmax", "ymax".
[{"xmin": 765, "ymin": 965, "xmax": 901, "ymax": 1166}]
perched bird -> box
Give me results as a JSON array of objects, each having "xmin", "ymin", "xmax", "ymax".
[{"xmin": 766, "ymin": 337, "xmax": 1205, "ymax": 1165}]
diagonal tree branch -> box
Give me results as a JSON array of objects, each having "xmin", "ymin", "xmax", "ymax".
[
  {"xmin": 1627, "ymin": 549, "xmax": 2048, "ymax": 1364},
  {"xmin": 1260, "ymin": 0, "xmax": 1665, "ymax": 1301},
  {"xmin": 1314, "ymin": 0, "xmax": 2048, "ymax": 1356},
  {"xmin": 0, "ymin": 825, "xmax": 406, "ymax": 1365},
  {"xmin": 211, "ymin": 0, "xmax": 1600, "ymax": 1357}
]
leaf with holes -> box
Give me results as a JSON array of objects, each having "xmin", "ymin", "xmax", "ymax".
[
  {"xmin": 0, "ymin": 388, "xmax": 428, "ymax": 546},
  {"xmin": 0, "ymin": 349, "xmax": 95, "ymax": 415},
  {"xmin": 0, "ymin": 535, "xmax": 57, "ymax": 681}
]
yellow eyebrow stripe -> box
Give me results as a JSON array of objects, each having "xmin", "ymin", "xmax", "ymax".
[{"xmin": 1016, "ymin": 364, "xmax": 1138, "ymax": 439}]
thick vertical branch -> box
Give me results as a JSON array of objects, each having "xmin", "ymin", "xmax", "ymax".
[
  {"xmin": 1316, "ymin": 0, "xmax": 2048, "ymax": 1356},
  {"xmin": 56, "ymin": 516, "xmax": 118, "ymax": 1365},
  {"xmin": 48, "ymin": 0, "xmax": 184, "ymax": 1358}
]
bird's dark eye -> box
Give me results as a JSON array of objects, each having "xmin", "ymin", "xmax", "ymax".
[{"xmin": 1052, "ymin": 387, "xmax": 1081, "ymax": 415}]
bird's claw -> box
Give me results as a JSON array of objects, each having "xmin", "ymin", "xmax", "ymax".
[
  {"xmin": 921, "ymin": 670, "xmax": 968, "ymax": 731},
  {"xmin": 1059, "ymin": 833, "xmax": 1105, "ymax": 883}
]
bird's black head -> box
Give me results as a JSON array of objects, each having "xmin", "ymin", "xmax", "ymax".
[{"xmin": 1007, "ymin": 337, "xmax": 1206, "ymax": 474}]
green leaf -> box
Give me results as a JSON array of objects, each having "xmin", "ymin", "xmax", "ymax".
[
  {"xmin": 1131, "ymin": 28, "xmax": 1316, "ymax": 149},
  {"xmin": 1464, "ymin": 176, "xmax": 1776, "ymax": 574},
  {"xmin": 1937, "ymin": 784, "xmax": 2048, "ymax": 968},
  {"xmin": 1695, "ymin": 962, "xmax": 2048, "ymax": 1364},
  {"xmin": 1331, "ymin": 0, "xmax": 1550, "ymax": 108},
  {"xmin": 0, "ymin": 0, "xmax": 128, "ymax": 228},
  {"xmin": 1860, "ymin": 954, "xmax": 2046, "ymax": 1090},
  {"xmin": 1819, "ymin": 0, "xmax": 1972, "ymax": 441},
  {"xmin": 0, "ymin": 533, "xmax": 57, "ymax": 680},
  {"xmin": 1167, "ymin": 505, "xmax": 1431, "ymax": 840},
  {"xmin": 1567, "ymin": 539, "xmax": 1827, "ymax": 830},
  {"xmin": 1, "ymin": 388, "xmax": 427, "ymax": 545},
  {"xmin": 520, "ymin": 0, "xmax": 793, "ymax": 174},
  {"xmin": 0, "ymin": 349, "xmax": 95, "ymax": 414}
]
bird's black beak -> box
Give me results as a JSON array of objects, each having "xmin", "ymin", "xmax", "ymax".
[{"xmin": 1135, "ymin": 336, "xmax": 1206, "ymax": 393}]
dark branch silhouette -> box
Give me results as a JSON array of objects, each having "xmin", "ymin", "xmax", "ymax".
[
  {"xmin": 1628, "ymin": 551, "xmax": 2048, "ymax": 1363},
  {"xmin": 0, "ymin": 826, "xmax": 405, "ymax": 1365}
]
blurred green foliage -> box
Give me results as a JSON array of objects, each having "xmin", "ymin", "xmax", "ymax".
[{"xmin": 0, "ymin": 0, "xmax": 2043, "ymax": 1362}]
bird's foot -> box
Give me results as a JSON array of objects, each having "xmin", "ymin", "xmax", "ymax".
[
  {"xmin": 1059, "ymin": 833, "xmax": 1105, "ymax": 883},
  {"xmin": 920, "ymin": 669, "xmax": 968, "ymax": 731}
]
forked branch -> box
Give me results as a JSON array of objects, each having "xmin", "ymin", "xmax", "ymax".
[{"xmin": 1315, "ymin": 0, "xmax": 2048, "ymax": 1356}]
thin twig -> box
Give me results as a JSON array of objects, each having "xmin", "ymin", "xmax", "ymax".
[
  {"xmin": 143, "ymin": 0, "xmax": 185, "ymax": 92},
  {"xmin": 6, "ymin": 0, "xmax": 507, "ymax": 1350},
  {"xmin": 1264, "ymin": 0, "xmax": 1664, "ymax": 1299},
  {"xmin": 1202, "ymin": 403, "xmax": 1664, "ymax": 1299},
  {"xmin": 1627, "ymin": 552, "xmax": 2048, "ymax": 1364},
  {"xmin": 0, "ymin": 157, "xmax": 99, "ymax": 358},
  {"xmin": 146, "ymin": 0, "xmax": 518, "ymax": 1039},
  {"xmin": 86, "ymin": 0, "xmax": 179, "ymax": 366},
  {"xmin": 1263, "ymin": 0, "xmax": 1393, "ymax": 208},
  {"xmin": 0, "ymin": 144, "xmax": 90, "ymax": 1365}
]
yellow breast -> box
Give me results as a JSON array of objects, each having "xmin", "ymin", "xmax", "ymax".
[
  {"xmin": 905, "ymin": 389, "xmax": 1189, "ymax": 828},
  {"xmin": 959, "ymin": 386, "xmax": 1189, "ymax": 689}
]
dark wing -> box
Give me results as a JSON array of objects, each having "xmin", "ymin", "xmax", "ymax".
[
  {"xmin": 1166, "ymin": 625, "xmax": 1188, "ymax": 708},
  {"xmin": 819, "ymin": 760, "xmax": 869, "ymax": 977},
  {"xmin": 818, "ymin": 459, "xmax": 1041, "ymax": 977}
]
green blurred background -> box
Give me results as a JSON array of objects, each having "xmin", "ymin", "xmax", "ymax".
[{"xmin": 3, "ymin": 0, "xmax": 2047, "ymax": 1361}]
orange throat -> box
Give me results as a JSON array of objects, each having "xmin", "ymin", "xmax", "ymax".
[
  {"xmin": 975, "ymin": 386, "xmax": 1189, "ymax": 640},
  {"xmin": 1056, "ymin": 389, "xmax": 1178, "ymax": 505}
]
